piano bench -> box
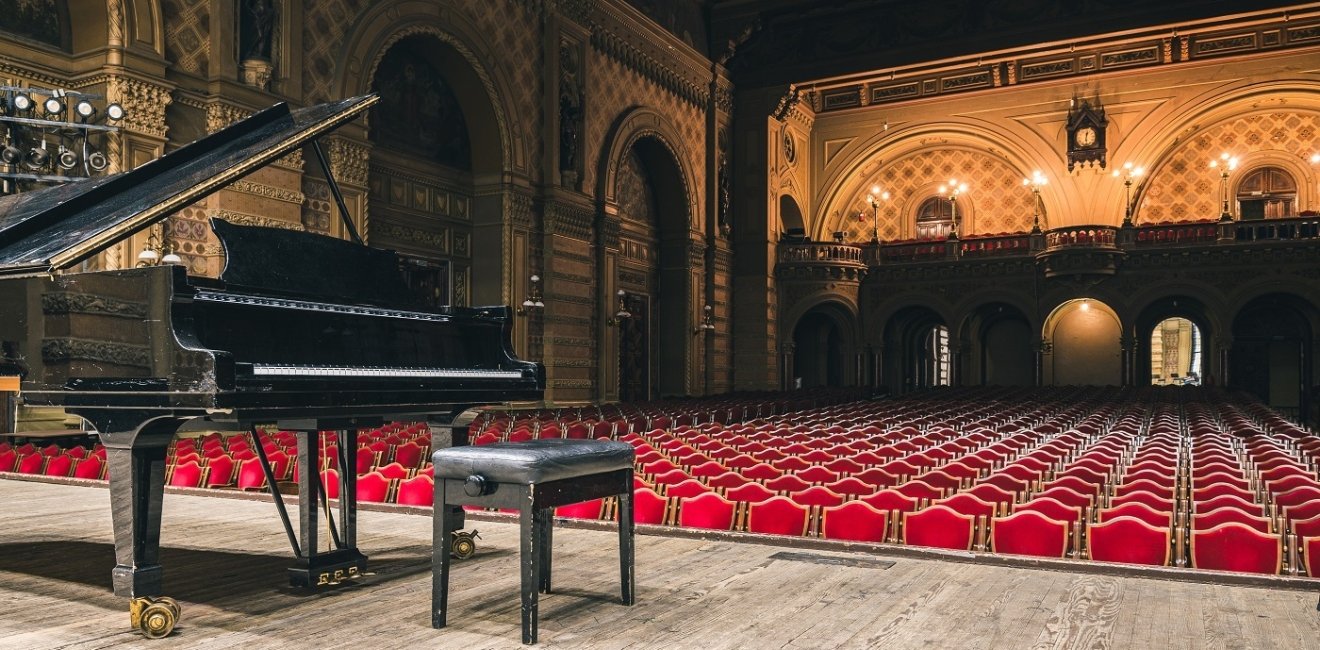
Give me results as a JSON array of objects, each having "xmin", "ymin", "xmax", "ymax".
[{"xmin": 430, "ymin": 439, "xmax": 636, "ymax": 644}]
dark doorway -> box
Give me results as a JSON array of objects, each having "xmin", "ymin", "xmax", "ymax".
[{"xmin": 619, "ymin": 296, "xmax": 651, "ymax": 402}]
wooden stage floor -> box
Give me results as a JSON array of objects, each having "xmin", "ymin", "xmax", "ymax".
[{"xmin": 1, "ymin": 478, "xmax": 1316, "ymax": 649}]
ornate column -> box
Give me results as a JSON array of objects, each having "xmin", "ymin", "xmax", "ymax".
[
  {"xmin": 780, "ymin": 341, "xmax": 796, "ymax": 391},
  {"xmin": 101, "ymin": 76, "xmax": 173, "ymax": 271}
]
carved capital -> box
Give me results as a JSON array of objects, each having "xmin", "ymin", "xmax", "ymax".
[
  {"xmin": 106, "ymin": 76, "xmax": 172, "ymax": 139},
  {"xmin": 327, "ymin": 137, "xmax": 371, "ymax": 188}
]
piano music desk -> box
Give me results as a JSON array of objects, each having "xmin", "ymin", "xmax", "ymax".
[{"xmin": 431, "ymin": 439, "xmax": 635, "ymax": 644}]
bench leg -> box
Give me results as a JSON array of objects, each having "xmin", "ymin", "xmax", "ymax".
[
  {"xmin": 432, "ymin": 481, "xmax": 453, "ymax": 629},
  {"xmin": 618, "ymin": 482, "xmax": 635, "ymax": 605},
  {"xmin": 520, "ymin": 498, "xmax": 540, "ymax": 644},
  {"xmin": 540, "ymin": 507, "xmax": 553, "ymax": 594}
]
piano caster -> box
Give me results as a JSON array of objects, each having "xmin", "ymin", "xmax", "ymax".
[
  {"xmin": 129, "ymin": 596, "xmax": 180, "ymax": 639},
  {"xmin": 451, "ymin": 530, "xmax": 480, "ymax": 560}
]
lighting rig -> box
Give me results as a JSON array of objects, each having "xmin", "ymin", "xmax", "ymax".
[{"xmin": 0, "ymin": 86, "xmax": 124, "ymax": 194}]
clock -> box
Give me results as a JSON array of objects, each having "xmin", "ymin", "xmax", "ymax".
[
  {"xmin": 1074, "ymin": 126, "xmax": 1097, "ymax": 148},
  {"xmin": 1066, "ymin": 99, "xmax": 1108, "ymax": 171}
]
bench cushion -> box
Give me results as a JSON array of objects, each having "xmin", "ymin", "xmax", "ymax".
[{"xmin": 432, "ymin": 439, "xmax": 634, "ymax": 485}]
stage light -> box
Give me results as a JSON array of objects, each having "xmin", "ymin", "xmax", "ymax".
[
  {"xmin": 74, "ymin": 100, "xmax": 95, "ymax": 121},
  {"xmin": 25, "ymin": 143, "xmax": 50, "ymax": 170},
  {"xmin": 0, "ymin": 145, "xmax": 21, "ymax": 165},
  {"xmin": 42, "ymin": 96, "xmax": 63, "ymax": 116},
  {"xmin": 11, "ymin": 94, "xmax": 32, "ymax": 112},
  {"xmin": 56, "ymin": 146, "xmax": 78, "ymax": 170},
  {"xmin": 86, "ymin": 150, "xmax": 108, "ymax": 171},
  {"xmin": 104, "ymin": 103, "xmax": 125, "ymax": 122}
]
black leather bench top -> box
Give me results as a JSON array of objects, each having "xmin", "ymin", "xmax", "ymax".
[{"xmin": 432, "ymin": 439, "xmax": 635, "ymax": 485}]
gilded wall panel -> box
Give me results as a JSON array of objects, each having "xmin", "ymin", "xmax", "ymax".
[{"xmin": 1139, "ymin": 111, "xmax": 1320, "ymax": 223}]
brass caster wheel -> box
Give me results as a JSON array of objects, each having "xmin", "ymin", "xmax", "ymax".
[
  {"xmin": 129, "ymin": 596, "xmax": 179, "ymax": 639},
  {"xmin": 451, "ymin": 529, "xmax": 480, "ymax": 560}
]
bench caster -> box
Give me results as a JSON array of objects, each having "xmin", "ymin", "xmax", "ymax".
[
  {"xmin": 451, "ymin": 530, "xmax": 480, "ymax": 560},
  {"xmin": 130, "ymin": 596, "xmax": 180, "ymax": 639}
]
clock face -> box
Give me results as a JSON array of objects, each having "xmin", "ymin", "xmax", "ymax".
[{"xmin": 1074, "ymin": 126, "xmax": 1097, "ymax": 148}]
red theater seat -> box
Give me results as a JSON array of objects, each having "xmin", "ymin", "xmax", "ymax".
[
  {"xmin": 1087, "ymin": 516, "xmax": 1171, "ymax": 566},
  {"xmin": 1190, "ymin": 521, "xmax": 1282, "ymax": 574},
  {"xmin": 991, "ymin": 510, "xmax": 1070, "ymax": 558},
  {"xmin": 677, "ymin": 493, "xmax": 737, "ymax": 531},
  {"xmin": 396, "ymin": 474, "xmax": 434, "ymax": 507},
  {"xmin": 746, "ymin": 496, "xmax": 811, "ymax": 536},
  {"xmin": 903, "ymin": 505, "xmax": 976, "ymax": 551},
  {"xmin": 821, "ymin": 501, "xmax": 889, "ymax": 543}
]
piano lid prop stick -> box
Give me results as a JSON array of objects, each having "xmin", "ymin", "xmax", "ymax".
[
  {"xmin": 250, "ymin": 426, "xmax": 303, "ymax": 559},
  {"xmin": 310, "ymin": 139, "xmax": 362, "ymax": 245},
  {"xmin": 316, "ymin": 433, "xmax": 345, "ymax": 553}
]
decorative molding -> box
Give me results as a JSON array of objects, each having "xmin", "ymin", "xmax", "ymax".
[
  {"xmin": 377, "ymin": 223, "xmax": 447, "ymax": 248},
  {"xmin": 42, "ymin": 338, "xmax": 150, "ymax": 368},
  {"xmin": 507, "ymin": 191, "xmax": 533, "ymax": 229},
  {"xmin": 552, "ymin": 337, "xmax": 597, "ymax": 348},
  {"xmin": 205, "ymin": 102, "xmax": 251, "ymax": 134},
  {"xmin": 546, "ymin": 202, "xmax": 594, "ymax": 240},
  {"xmin": 229, "ymin": 179, "xmax": 305, "ymax": 204},
  {"xmin": 589, "ymin": 21, "xmax": 708, "ymax": 110},
  {"xmin": 105, "ymin": 75, "xmax": 172, "ymax": 139},
  {"xmin": 41, "ymin": 293, "xmax": 148, "ymax": 319},
  {"xmin": 551, "ymin": 379, "xmax": 595, "ymax": 389},
  {"xmin": 328, "ymin": 137, "xmax": 371, "ymax": 188},
  {"xmin": 212, "ymin": 209, "xmax": 305, "ymax": 232}
]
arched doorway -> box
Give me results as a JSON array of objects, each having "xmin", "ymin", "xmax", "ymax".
[
  {"xmin": 883, "ymin": 306, "xmax": 950, "ymax": 393},
  {"xmin": 1134, "ymin": 296, "xmax": 1215, "ymax": 387},
  {"xmin": 366, "ymin": 34, "xmax": 497, "ymax": 308},
  {"xmin": 1043, "ymin": 299, "xmax": 1121, "ymax": 386},
  {"xmin": 1231, "ymin": 294, "xmax": 1313, "ymax": 420},
  {"xmin": 615, "ymin": 137, "xmax": 692, "ymax": 400},
  {"xmin": 791, "ymin": 303, "xmax": 857, "ymax": 388},
  {"xmin": 964, "ymin": 302, "xmax": 1034, "ymax": 386},
  {"xmin": 1236, "ymin": 166, "xmax": 1297, "ymax": 219}
]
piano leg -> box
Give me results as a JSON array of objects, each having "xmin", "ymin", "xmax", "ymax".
[
  {"xmin": 101, "ymin": 415, "xmax": 189, "ymax": 639},
  {"xmin": 287, "ymin": 426, "xmax": 367, "ymax": 588}
]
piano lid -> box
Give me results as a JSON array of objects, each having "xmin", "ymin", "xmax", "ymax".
[{"xmin": 0, "ymin": 94, "xmax": 379, "ymax": 277}]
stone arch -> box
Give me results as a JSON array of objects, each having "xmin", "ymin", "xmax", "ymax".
[
  {"xmin": 779, "ymin": 194, "xmax": 806, "ymax": 238},
  {"xmin": 816, "ymin": 121, "xmax": 1055, "ymax": 241},
  {"xmin": 1228, "ymin": 292, "xmax": 1317, "ymax": 418},
  {"xmin": 880, "ymin": 302, "xmax": 953, "ymax": 393},
  {"xmin": 787, "ymin": 299, "xmax": 860, "ymax": 388},
  {"xmin": 334, "ymin": 4, "xmax": 525, "ymax": 179},
  {"xmin": 69, "ymin": 1, "xmax": 163, "ymax": 56},
  {"xmin": 1130, "ymin": 80, "xmax": 1320, "ymax": 223},
  {"xmin": 1042, "ymin": 298, "xmax": 1122, "ymax": 386},
  {"xmin": 597, "ymin": 107, "xmax": 703, "ymax": 398},
  {"xmin": 1132, "ymin": 294, "xmax": 1217, "ymax": 387},
  {"xmin": 957, "ymin": 300, "xmax": 1035, "ymax": 387}
]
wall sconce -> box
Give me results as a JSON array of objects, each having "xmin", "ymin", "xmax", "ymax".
[
  {"xmin": 517, "ymin": 274, "xmax": 544, "ymax": 316},
  {"xmin": 607, "ymin": 289, "xmax": 632, "ymax": 326},
  {"xmin": 1209, "ymin": 152, "xmax": 1239, "ymax": 221},
  {"xmin": 939, "ymin": 178, "xmax": 968, "ymax": 239},
  {"xmin": 136, "ymin": 231, "xmax": 182, "ymax": 267},
  {"xmin": 694, "ymin": 304, "xmax": 716, "ymax": 335},
  {"xmin": 1111, "ymin": 162, "xmax": 1144, "ymax": 227},
  {"xmin": 1022, "ymin": 170, "xmax": 1047, "ymax": 233}
]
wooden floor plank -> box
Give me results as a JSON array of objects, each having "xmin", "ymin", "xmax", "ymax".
[{"xmin": 1, "ymin": 479, "xmax": 1317, "ymax": 650}]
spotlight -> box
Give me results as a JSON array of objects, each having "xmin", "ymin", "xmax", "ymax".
[
  {"xmin": 42, "ymin": 96, "xmax": 63, "ymax": 116},
  {"xmin": 25, "ymin": 143, "xmax": 50, "ymax": 170},
  {"xmin": 86, "ymin": 150, "xmax": 108, "ymax": 171},
  {"xmin": 74, "ymin": 100, "xmax": 95, "ymax": 121},
  {"xmin": 56, "ymin": 146, "xmax": 78, "ymax": 170},
  {"xmin": 104, "ymin": 103, "xmax": 125, "ymax": 122},
  {"xmin": 0, "ymin": 144, "xmax": 21, "ymax": 165},
  {"xmin": 11, "ymin": 94, "xmax": 32, "ymax": 112}
]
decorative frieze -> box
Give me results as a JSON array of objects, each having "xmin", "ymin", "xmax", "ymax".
[
  {"xmin": 546, "ymin": 202, "xmax": 594, "ymax": 240},
  {"xmin": 211, "ymin": 209, "xmax": 305, "ymax": 232},
  {"xmin": 589, "ymin": 24, "xmax": 708, "ymax": 110},
  {"xmin": 552, "ymin": 337, "xmax": 597, "ymax": 348},
  {"xmin": 205, "ymin": 102, "xmax": 251, "ymax": 134},
  {"xmin": 229, "ymin": 179, "xmax": 305, "ymax": 204},
  {"xmin": 42, "ymin": 293, "xmax": 148, "ymax": 319},
  {"xmin": 42, "ymin": 338, "xmax": 151, "ymax": 368}
]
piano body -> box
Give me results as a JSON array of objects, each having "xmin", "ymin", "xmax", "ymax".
[{"xmin": 0, "ymin": 94, "xmax": 544, "ymax": 636}]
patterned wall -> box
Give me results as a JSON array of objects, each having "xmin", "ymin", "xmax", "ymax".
[
  {"xmin": 1138, "ymin": 110, "xmax": 1320, "ymax": 224},
  {"xmin": 301, "ymin": 0, "xmax": 542, "ymax": 181},
  {"xmin": 584, "ymin": 51, "xmax": 706, "ymax": 218},
  {"xmin": 162, "ymin": 0, "xmax": 210, "ymax": 75},
  {"xmin": 836, "ymin": 148, "xmax": 1036, "ymax": 242}
]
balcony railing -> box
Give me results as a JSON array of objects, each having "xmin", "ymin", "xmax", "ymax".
[
  {"xmin": 777, "ymin": 242, "xmax": 864, "ymax": 265},
  {"xmin": 1043, "ymin": 226, "xmax": 1118, "ymax": 250}
]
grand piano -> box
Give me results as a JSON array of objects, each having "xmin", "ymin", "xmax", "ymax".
[{"xmin": 0, "ymin": 94, "xmax": 544, "ymax": 637}]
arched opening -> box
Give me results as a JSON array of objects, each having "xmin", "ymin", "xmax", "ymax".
[
  {"xmin": 1230, "ymin": 294, "xmax": 1314, "ymax": 421},
  {"xmin": 964, "ymin": 302, "xmax": 1034, "ymax": 386},
  {"xmin": 1134, "ymin": 296, "xmax": 1215, "ymax": 387},
  {"xmin": 779, "ymin": 194, "xmax": 805, "ymax": 240},
  {"xmin": 1236, "ymin": 166, "xmax": 1298, "ymax": 219},
  {"xmin": 365, "ymin": 33, "xmax": 497, "ymax": 308},
  {"xmin": 1043, "ymin": 299, "xmax": 1121, "ymax": 386},
  {"xmin": 1150, "ymin": 318, "xmax": 1203, "ymax": 385},
  {"xmin": 915, "ymin": 196, "xmax": 954, "ymax": 240},
  {"xmin": 616, "ymin": 136, "xmax": 691, "ymax": 400},
  {"xmin": 791, "ymin": 305, "xmax": 854, "ymax": 388},
  {"xmin": 883, "ymin": 306, "xmax": 949, "ymax": 393}
]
